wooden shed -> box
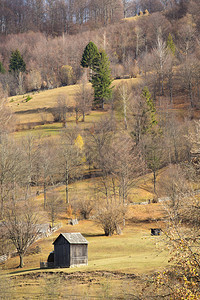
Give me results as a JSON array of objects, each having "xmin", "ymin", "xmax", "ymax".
[{"xmin": 53, "ymin": 233, "xmax": 88, "ymax": 268}]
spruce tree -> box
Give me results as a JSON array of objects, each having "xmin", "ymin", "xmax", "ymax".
[
  {"xmin": 9, "ymin": 49, "xmax": 26, "ymax": 74},
  {"xmin": 91, "ymin": 50, "xmax": 113, "ymax": 109},
  {"xmin": 81, "ymin": 42, "xmax": 100, "ymax": 71},
  {"xmin": 81, "ymin": 43, "xmax": 113, "ymax": 109}
]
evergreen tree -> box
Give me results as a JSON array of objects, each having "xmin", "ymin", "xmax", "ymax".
[
  {"xmin": 81, "ymin": 42, "xmax": 100, "ymax": 71},
  {"xmin": 167, "ymin": 33, "xmax": 176, "ymax": 55},
  {"xmin": 9, "ymin": 50, "xmax": 26, "ymax": 74},
  {"xmin": 141, "ymin": 87, "xmax": 163, "ymax": 195},
  {"xmin": 91, "ymin": 50, "xmax": 113, "ymax": 109},
  {"xmin": 81, "ymin": 43, "xmax": 113, "ymax": 109},
  {"xmin": 142, "ymin": 86, "xmax": 157, "ymax": 133},
  {"xmin": 0, "ymin": 62, "xmax": 5, "ymax": 74}
]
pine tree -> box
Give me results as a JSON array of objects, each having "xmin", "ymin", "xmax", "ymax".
[
  {"xmin": 81, "ymin": 42, "xmax": 100, "ymax": 71},
  {"xmin": 91, "ymin": 50, "xmax": 113, "ymax": 109},
  {"xmin": 167, "ymin": 33, "xmax": 176, "ymax": 55},
  {"xmin": 81, "ymin": 43, "xmax": 113, "ymax": 109},
  {"xmin": 9, "ymin": 49, "xmax": 26, "ymax": 74},
  {"xmin": 0, "ymin": 62, "xmax": 5, "ymax": 74}
]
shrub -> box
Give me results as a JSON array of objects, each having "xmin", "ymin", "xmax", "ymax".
[
  {"xmin": 95, "ymin": 205, "xmax": 125, "ymax": 236},
  {"xmin": 75, "ymin": 199, "xmax": 94, "ymax": 219},
  {"xmin": 60, "ymin": 65, "xmax": 74, "ymax": 86}
]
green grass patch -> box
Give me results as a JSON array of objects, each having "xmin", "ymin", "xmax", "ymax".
[{"xmin": 25, "ymin": 95, "xmax": 32, "ymax": 102}]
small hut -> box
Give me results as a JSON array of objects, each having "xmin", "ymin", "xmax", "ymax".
[{"xmin": 53, "ymin": 233, "xmax": 88, "ymax": 268}]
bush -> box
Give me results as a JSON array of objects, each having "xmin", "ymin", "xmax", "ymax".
[
  {"xmin": 75, "ymin": 199, "xmax": 94, "ymax": 219},
  {"xmin": 26, "ymin": 70, "xmax": 42, "ymax": 91},
  {"xmin": 60, "ymin": 65, "xmax": 74, "ymax": 86},
  {"xmin": 95, "ymin": 205, "xmax": 125, "ymax": 236}
]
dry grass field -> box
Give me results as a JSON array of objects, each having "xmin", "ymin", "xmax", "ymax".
[
  {"xmin": 1, "ymin": 207, "xmax": 168, "ymax": 299},
  {"xmin": 9, "ymin": 78, "xmax": 141, "ymax": 130},
  {"xmin": 0, "ymin": 169, "xmax": 168, "ymax": 298},
  {"xmin": 0, "ymin": 78, "xmax": 180, "ymax": 299},
  {"xmin": 0, "ymin": 168, "xmax": 169, "ymax": 298}
]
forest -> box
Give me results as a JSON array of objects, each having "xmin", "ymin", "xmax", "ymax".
[{"xmin": 0, "ymin": 0, "xmax": 199, "ymax": 299}]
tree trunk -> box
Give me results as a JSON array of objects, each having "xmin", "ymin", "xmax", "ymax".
[
  {"xmin": 52, "ymin": 214, "xmax": 54, "ymax": 228},
  {"xmin": 122, "ymin": 178, "xmax": 126, "ymax": 227},
  {"xmin": 82, "ymin": 111, "xmax": 85, "ymax": 122},
  {"xmin": 0, "ymin": 183, "xmax": 4, "ymax": 218},
  {"xmin": 102, "ymin": 98, "xmax": 104, "ymax": 110},
  {"xmin": 44, "ymin": 179, "xmax": 46, "ymax": 209},
  {"xmin": 65, "ymin": 161, "xmax": 69, "ymax": 204},
  {"xmin": 153, "ymin": 170, "xmax": 156, "ymax": 194},
  {"xmin": 136, "ymin": 34, "xmax": 139, "ymax": 59},
  {"xmin": 112, "ymin": 178, "xmax": 116, "ymax": 204},
  {"xmin": 75, "ymin": 110, "xmax": 78, "ymax": 124},
  {"xmin": 19, "ymin": 253, "xmax": 24, "ymax": 268},
  {"xmin": 189, "ymin": 82, "xmax": 194, "ymax": 108},
  {"xmin": 123, "ymin": 95, "xmax": 128, "ymax": 130}
]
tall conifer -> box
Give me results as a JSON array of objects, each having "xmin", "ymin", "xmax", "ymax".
[
  {"xmin": 81, "ymin": 42, "xmax": 100, "ymax": 70},
  {"xmin": 81, "ymin": 43, "xmax": 112, "ymax": 109},
  {"xmin": 91, "ymin": 50, "xmax": 113, "ymax": 109},
  {"xmin": 9, "ymin": 50, "xmax": 26, "ymax": 74}
]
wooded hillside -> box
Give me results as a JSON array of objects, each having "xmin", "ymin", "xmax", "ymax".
[{"xmin": 0, "ymin": 1, "xmax": 199, "ymax": 299}]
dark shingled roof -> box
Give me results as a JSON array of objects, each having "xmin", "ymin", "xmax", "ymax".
[{"xmin": 53, "ymin": 233, "xmax": 88, "ymax": 245}]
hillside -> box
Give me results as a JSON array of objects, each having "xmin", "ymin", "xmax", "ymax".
[{"xmin": 0, "ymin": 1, "xmax": 199, "ymax": 298}]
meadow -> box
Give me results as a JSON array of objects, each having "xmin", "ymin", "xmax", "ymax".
[
  {"xmin": 1, "ymin": 204, "xmax": 168, "ymax": 299},
  {"xmin": 0, "ymin": 79, "xmax": 175, "ymax": 299}
]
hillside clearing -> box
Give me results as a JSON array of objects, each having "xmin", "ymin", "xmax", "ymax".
[{"xmin": 9, "ymin": 78, "xmax": 141, "ymax": 127}]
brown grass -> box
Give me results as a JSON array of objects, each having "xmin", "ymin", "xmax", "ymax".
[{"xmin": 9, "ymin": 78, "xmax": 141, "ymax": 126}]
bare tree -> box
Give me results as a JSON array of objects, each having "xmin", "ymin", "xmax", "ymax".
[
  {"xmin": 39, "ymin": 140, "xmax": 56, "ymax": 209},
  {"xmin": 114, "ymin": 82, "xmax": 131, "ymax": 130},
  {"xmin": 85, "ymin": 117, "xmax": 115, "ymax": 205},
  {"xmin": 73, "ymin": 198, "xmax": 94, "ymax": 220},
  {"xmin": 110, "ymin": 133, "xmax": 144, "ymax": 225},
  {"xmin": 156, "ymin": 164, "xmax": 200, "ymax": 299},
  {"xmin": 57, "ymin": 128, "xmax": 82, "ymax": 205},
  {"xmin": 152, "ymin": 31, "xmax": 168, "ymax": 97},
  {"xmin": 143, "ymin": 133, "xmax": 166, "ymax": 195},
  {"xmin": 75, "ymin": 76, "xmax": 93, "ymax": 123},
  {"xmin": 0, "ymin": 84, "xmax": 15, "ymax": 134},
  {"xmin": 47, "ymin": 190, "xmax": 63, "ymax": 228},
  {"xmin": 179, "ymin": 55, "xmax": 198, "ymax": 108},
  {"xmin": 52, "ymin": 94, "xmax": 69, "ymax": 126},
  {"xmin": 3, "ymin": 199, "xmax": 39, "ymax": 268},
  {"xmin": 0, "ymin": 135, "xmax": 24, "ymax": 218},
  {"xmin": 95, "ymin": 204, "xmax": 125, "ymax": 236},
  {"xmin": 20, "ymin": 134, "xmax": 40, "ymax": 196}
]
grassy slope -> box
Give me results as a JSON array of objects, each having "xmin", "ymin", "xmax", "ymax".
[
  {"xmin": 1, "ymin": 77, "xmax": 172, "ymax": 298},
  {"xmin": 4, "ymin": 216, "xmax": 167, "ymax": 275},
  {"xmin": 9, "ymin": 78, "xmax": 141, "ymax": 127},
  {"xmin": 3, "ymin": 168, "xmax": 167, "ymax": 275}
]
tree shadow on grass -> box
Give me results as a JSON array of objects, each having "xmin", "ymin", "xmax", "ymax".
[
  {"xmin": 9, "ymin": 268, "xmax": 41, "ymax": 275},
  {"xmin": 83, "ymin": 233, "xmax": 105, "ymax": 238}
]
